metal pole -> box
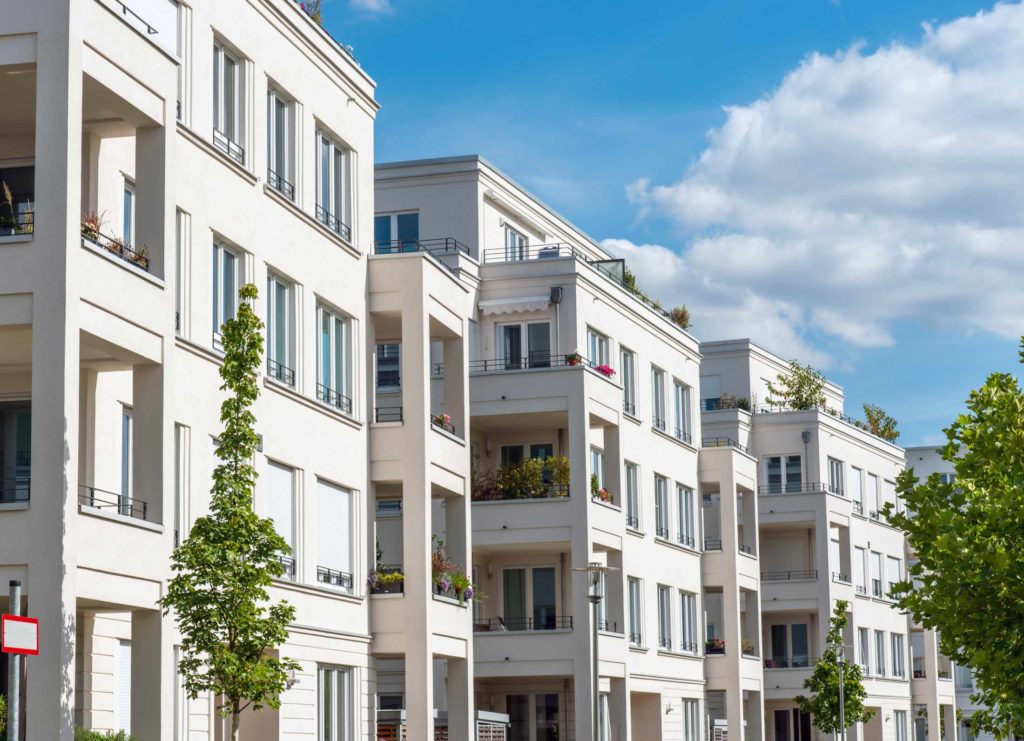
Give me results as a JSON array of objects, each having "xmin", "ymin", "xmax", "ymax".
[
  {"xmin": 590, "ymin": 593, "xmax": 601, "ymax": 741},
  {"xmin": 838, "ymin": 651, "xmax": 846, "ymax": 741},
  {"xmin": 8, "ymin": 579, "xmax": 21, "ymax": 741}
]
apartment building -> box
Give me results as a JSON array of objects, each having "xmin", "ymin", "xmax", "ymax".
[
  {"xmin": 374, "ymin": 155, "xmax": 755, "ymax": 741},
  {"xmin": 0, "ymin": 0, "xmax": 483, "ymax": 737}
]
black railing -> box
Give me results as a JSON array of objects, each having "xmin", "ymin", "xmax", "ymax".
[
  {"xmin": 628, "ymin": 632, "xmax": 643, "ymax": 646},
  {"xmin": 467, "ymin": 353, "xmax": 600, "ymax": 373},
  {"xmin": 677, "ymin": 533, "xmax": 695, "ymax": 548},
  {"xmin": 853, "ymin": 500, "xmax": 865, "ymax": 515},
  {"xmin": 913, "ymin": 668, "xmax": 926, "ymax": 679},
  {"xmin": 765, "ymin": 656, "xmax": 814, "ymax": 669},
  {"xmin": 377, "ymin": 370, "xmax": 400, "ymax": 387},
  {"xmin": 652, "ymin": 416, "xmax": 667, "ymax": 432},
  {"xmin": 739, "ymin": 543, "xmax": 755, "ymax": 555},
  {"xmin": 82, "ymin": 227, "xmax": 150, "ymax": 271},
  {"xmin": 0, "ymin": 211, "xmax": 33, "ymax": 237},
  {"xmin": 674, "ymin": 427, "xmax": 693, "ymax": 444},
  {"xmin": 78, "ymin": 484, "xmax": 147, "ymax": 521},
  {"xmin": 472, "ymin": 483, "xmax": 569, "ymax": 502},
  {"xmin": 430, "ymin": 413, "xmax": 455, "ymax": 435},
  {"xmin": 213, "ymin": 129, "xmax": 245, "ymax": 164},
  {"xmin": 317, "ymin": 566, "xmax": 353, "ymax": 590},
  {"xmin": 658, "ymin": 637, "xmax": 672, "ymax": 650},
  {"xmin": 827, "ymin": 482, "xmax": 845, "ymax": 497},
  {"xmin": 702, "ymin": 437, "xmax": 751, "ymax": 454},
  {"xmin": 832, "ymin": 572, "xmax": 851, "ymax": 583},
  {"xmin": 113, "ymin": 0, "xmax": 158, "ymax": 33},
  {"xmin": 597, "ymin": 619, "xmax": 619, "ymax": 632},
  {"xmin": 0, "ymin": 477, "xmax": 30, "ymax": 503},
  {"xmin": 373, "ymin": 237, "xmax": 469, "ymax": 257},
  {"xmin": 872, "ymin": 578, "xmax": 883, "ymax": 597},
  {"xmin": 267, "ymin": 168, "xmax": 295, "ymax": 200},
  {"xmin": 267, "ymin": 358, "xmax": 295, "ymax": 386},
  {"xmin": 623, "ymin": 400, "xmax": 636, "ymax": 415},
  {"xmin": 315, "ymin": 204, "xmax": 352, "ymax": 241},
  {"xmin": 473, "ymin": 616, "xmax": 573, "ymax": 632},
  {"xmin": 626, "ymin": 513, "xmax": 640, "ymax": 529},
  {"xmin": 761, "ymin": 570, "xmax": 818, "ymax": 582},
  {"xmin": 700, "ymin": 397, "xmax": 751, "ymax": 412},
  {"xmin": 655, "ymin": 524, "xmax": 669, "ymax": 539},
  {"xmin": 856, "ymin": 584, "xmax": 867, "ymax": 595},
  {"xmin": 704, "ymin": 537, "xmax": 723, "ymax": 550},
  {"xmin": 869, "ymin": 509, "xmax": 881, "ymax": 521},
  {"xmin": 938, "ymin": 669, "xmax": 952, "ymax": 680},
  {"xmin": 679, "ymin": 641, "xmax": 699, "ymax": 654},
  {"xmin": 375, "ymin": 406, "xmax": 403, "ymax": 423},
  {"xmin": 316, "ymin": 383, "xmax": 353, "ymax": 414},
  {"xmin": 887, "ymin": 581, "xmax": 899, "ymax": 597},
  {"xmin": 758, "ymin": 482, "xmax": 829, "ymax": 495},
  {"xmin": 277, "ymin": 555, "xmax": 296, "ymax": 580}
]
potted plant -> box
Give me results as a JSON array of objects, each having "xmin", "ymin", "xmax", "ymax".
[
  {"xmin": 545, "ymin": 455, "xmax": 570, "ymax": 495},
  {"xmin": 594, "ymin": 364, "xmax": 616, "ymax": 378},
  {"xmin": 670, "ymin": 305, "xmax": 691, "ymax": 329},
  {"xmin": 130, "ymin": 244, "xmax": 150, "ymax": 267},
  {"xmin": 431, "ymin": 412, "xmax": 452, "ymax": 429},
  {"xmin": 741, "ymin": 639, "xmax": 755, "ymax": 655},
  {"xmin": 705, "ymin": 637, "xmax": 725, "ymax": 653},
  {"xmin": 590, "ymin": 473, "xmax": 600, "ymax": 498},
  {"xmin": 565, "ymin": 352, "xmax": 583, "ymax": 366},
  {"xmin": 81, "ymin": 211, "xmax": 104, "ymax": 241}
]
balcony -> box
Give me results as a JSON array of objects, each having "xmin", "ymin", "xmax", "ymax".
[
  {"xmin": 78, "ymin": 484, "xmax": 148, "ymax": 521},
  {"xmin": 758, "ymin": 482, "xmax": 830, "ymax": 496},
  {"xmin": 472, "ymin": 456, "xmax": 569, "ymax": 502},
  {"xmin": 764, "ymin": 656, "xmax": 815, "ymax": 669},
  {"xmin": 375, "ymin": 406, "xmax": 403, "ymax": 423},
  {"xmin": 373, "ymin": 237, "xmax": 469, "ymax": 276},
  {"xmin": 473, "ymin": 616, "xmax": 573, "ymax": 632},
  {"xmin": 213, "ymin": 128, "xmax": 245, "ymax": 165},
  {"xmin": 761, "ymin": 570, "xmax": 818, "ymax": 582},
  {"xmin": 81, "ymin": 222, "xmax": 150, "ymax": 272},
  {"xmin": 702, "ymin": 437, "xmax": 751, "ymax": 455}
]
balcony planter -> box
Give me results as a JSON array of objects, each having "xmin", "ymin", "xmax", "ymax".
[
  {"xmin": 706, "ymin": 638, "xmax": 725, "ymax": 654},
  {"xmin": 594, "ymin": 364, "xmax": 616, "ymax": 378},
  {"xmin": 368, "ymin": 569, "xmax": 404, "ymax": 595},
  {"xmin": 565, "ymin": 352, "xmax": 583, "ymax": 366},
  {"xmin": 592, "ymin": 487, "xmax": 612, "ymax": 503},
  {"xmin": 742, "ymin": 640, "xmax": 756, "ymax": 656}
]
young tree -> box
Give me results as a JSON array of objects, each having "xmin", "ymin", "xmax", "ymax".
[
  {"xmin": 160, "ymin": 283, "xmax": 298, "ymax": 741},
  {"xmin": 885, "ymin": 338, "xmax": 1024, "ymax": 738},
  {"xmin": 766, "ymin": 360, "xmax": 827, "ymax": 410},
  {"xmin": 862, "ymin": 403, "xmax": 899, "ymax": 442},
  {"xmin": 796, "ymin": 600, "xmax": 872, "ymax": 734}
]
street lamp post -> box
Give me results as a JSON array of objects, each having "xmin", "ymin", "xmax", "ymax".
[
  {"xmin": 835, "ymin": 637, "xmax": 850, "ymax": 741},
  {"xmin": 574, "ymin": 561, "xmax": 618, "ymax": 741}
]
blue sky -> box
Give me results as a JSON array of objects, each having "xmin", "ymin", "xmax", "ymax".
[{"xmin": 325, "ymin": 0, "xmax": 1024, "ymax": 446}]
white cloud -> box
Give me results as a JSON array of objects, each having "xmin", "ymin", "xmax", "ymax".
[
  {"xmin": 348, "ymin": 0, "xmax": 393, "ymax": 16},
  {"xmin": 615, "ymin": 3, "xmax": 1024, "ymax": 366}
]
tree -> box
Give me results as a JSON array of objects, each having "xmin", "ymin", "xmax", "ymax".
[
  {"xmin": 160, "ymin": 283, "xmax": 299, "ymax": 741},
  {"xmin": 885, "ymin": 338, "xmax": 1024, "ymax": 738},
  {"xmin": 862, "ymin": 403, "xmax": 899, "ymax": 442},
  {"xmin": 766, "ymin": 360, "xmax": 827, "ymax": 410},
  {"xmin": 796, "ymin": 600, "xmax": 873, "ymax": 734}
]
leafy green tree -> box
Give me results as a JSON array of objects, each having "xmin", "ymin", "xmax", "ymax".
[
  {"xmin": 796, "ymin": 600, "xmax": 873, "ymax": 734},
  {"xmin": 885, "ymin": 338, "xmax": 1024, "ymax": 738},
  {"xmin": 160, "ymin": 283, "xmax": 299, "ymax": 741},
  {"xmin": 766, "ymin": 361, "xmax": 827, "ymax": 410},
  {"xmin": 862, "ymin": 403, "xmax": 899, "ymax": 442}
]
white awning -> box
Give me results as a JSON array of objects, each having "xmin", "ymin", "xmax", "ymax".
[{"xmin": 478, "ymin": 296, "xmax": 550, "ymax": 316}]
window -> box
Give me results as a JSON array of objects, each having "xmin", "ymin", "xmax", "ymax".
[
  {"xmin": 374, "ymin": 212, "xmax": 419, "ymax": 252},
  {"xmin": 173, "ymin": 645, "xmax": 187, "ymax": 739},
  {"xmin": 502, "ymin": 566, "xmax": 557, "ymax": 630},
  {"xmin": 679, "ymin": 591, "xmax": 697, "ymax": 653},
  {"xmin": 267, "ymin": 88, "xmax": 294, "ymax": 198},
  {"xmin": 765, "ymin": 454, "xmax": 803, "ymax": 494},
  {"xmin": 317, "ymin": 479, "xmax": 353, "ymax": 592},
  {"xmin": 620, "ymin": 348, "xmax": 637, "ymax": 414},
  {"xmin": 769, "ymin": 623, "xmax": 810, "ymax": 668},
  {"xmin": 676, "ymin": 484, "xmax": 695, "ymax": 547},
  {"xmin": 882, "ymin": 479, "xmax": 898, "ymax": 514},
  {"xmin": 317, "ymin": 304, "xmax": 353, "ymax": 414},
  {"xmin": 625, "ymin": 462, "xmax": 640, "ymax": 529},
  {"xmin": 682, "ymin": 700, "xmax": 700, "ymax": 741},
  {"xmin": 319, "ymin": 666, "xmax": 353, "ymax": 741},
  {"xmin": 867, "ymin": 473, "xmax": 880, "ymax": 513},
  {"xmin": 657, "ymin": 585, "xmax": 672, "ymax": 649},
  {"xmin": 895, "ymin": 711, "xmax": 908, "ymax": 741},
  {"xmin": 673, "ymin": 380, "xmax": 692, "ymax": 442},
  {"xmin": 376, "ymin": 343, "xmax": 400, "ymax": 389},
  {"xmin": 315, "ymin": 129, "xmax": 352, "ymax": 240},
  {"xmin": 651, "ymin": 367, "xmax": 666, "ymax": 430},
  {"xmin": 892, "ymin": 633, "xmax": 906, "ymax": 677},
  {"xmin": 627, "ymin": 577, "xmax": 642, "ymax": 645},
  {"xmin": 123, "ymin": 178, "xmax": 135, "ymax": 246},
  {"xmin": 859, "ymin": 627, "xmax": 870, "ymax": 674},
  {"xmin": 912, "ymin": 631, "xmax": 925, "ymax": 678},
  {"xmin": 828, "ymin": 457, "xmax": 844, "ymax": 496},
  {"xmin": 854, "ymin": 547, "xmax": 867, "ymax": 594},
  {"xmin": 211, "ymin": 241, "xmax": 239, "ymax": 346},
  {"xmin": 267, "ymin": 273, "xmax": 294, "ymax": 385},
  {"xmin": 850, "ymin": 467, "xmax": 863, "ymax": 507},
  {"xmin": 870, "ymin": 551, "xmax": 883, "ymax": 597},
  {"xmin": 535, "ymin": 693, "xmax": 559, "ymax": 741},
  {"xmin": 213, "ymin": 42, "xmax": 244, "ymax": 163},
  {"xmin": 115, "ymin": 639, "xmax": 132, "ymax": 733},
  {"xmin": 595, "ymin": 571, "xmax": 608, "ymax": 629},
  {"xmin": 774, "ymin": 710, "xmax": 812, "ymax": 741},
  {"xmin": 587, "ymin": 328, "xmax": 609, "ymax": 366},
  {"xmin": 598, "ymin": 692, "xmax": 611, "ymax": 741},
  {"xmin": 654, "ymin": 475, "xmax": 669, "ymax": 539},
  {"xmin": 504, "ymin": 226, "xmax": 527, "ymax": 261},
  {"xmin": 591, "ymin": 448, "xmax": 604, "ymax": 492},
  {"xmin": 701, "ymin": 374, "xmax": 722, "ymax": 410},
  {"xmin": 175, "ymin": 209, "xmax": 189, "ymax": 335},
  {"xmin": 120, "ymin": 406, "xmax": 133, "ymax": 512},
  {"xmin": 499, "ymin": 321, "xmax": 551, "ymax": 369},
  {"xmin": 173, "ymin": 424, "xmax": 189, "ymax": 548},
  {"xmin": 955, "ymin": 665, "xmax": 974, "ymax": 690},
  {"xmin": 874, "ymin": 630, "xmax": 886, "ymax": 676},
  {"xmin": 501, "ymin": 445, "xmax": 525, "ymax": 467},
  {"xmin": 886, "ymin": 556, "xmax": 902, "ymax": 598},
  {"xmin": 267, "ymin": 462, "xmax": 296, "ymax": 579}
]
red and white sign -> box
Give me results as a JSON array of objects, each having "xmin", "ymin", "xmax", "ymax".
[{"xmin": 2, "ymin": 614, "xmax": 38, "ymax": 656}]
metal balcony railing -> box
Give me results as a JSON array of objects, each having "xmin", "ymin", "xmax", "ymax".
[
  {"xmin": 832, "ymin": 572, "xmax": 851, "ymax": 583},
  {"xmin": 673, "ymin": 426, "xmax": 693, "ymax": 444},
  {"xmin": 677, "ymin": 533, "xmax": 695, "ymax": 548},
  {"xmin": 267, "ymin": 168, "xmax": 295, "ymax": 200},
  {"xmin": 430, "ymin": 413, "xmax": 455, "ymax": 435},
  {"xmin": 679, "ymin": 640, "xmax": 699, "ymax": 654},
  {"xmin": 761, "ymin": 570, "xmax": 818, "ymax": 582},
  {"xmin": 758, "ymin": 482, "xmax": 830, "ymax": 495},
  {"xmin": 473, "ymin": 483, "xmax": 569, "ymax": 502},
  {"xmin": 315, "ymin": 204, "xmax": 351, "ymax": 241},
  {"xmin": 81, "ymin": 227, "xmax": 150, "ymax": 271},
  {"xmin": 623, "ymin": 399, "xmax": 636, "ymax": 415},
  {"xmin": 375, "ymin": 406, "xmax": 403, "ymax": 423},
  {"xmin": 655, "ymin": 524, "xmax": 669, "ymax": 539},
  {"xmin": 853, "ymin": 500, "xmax": 865, "ymax": 515},
  {"xmin": 267, "ymin": 358, "xmax": 295, "ymax": 387},
  {"xmin": 764, "ymin": 656, "xmax": 815, "ymax": 669},
  {"xmin": 872, "ymin": 578, "xmax": 883, "ymax": 597},
  {"xmin": 704, "ymin": 537, "xmax": 723, "ymax": 551},
  {"xmin": 652, "ymin": 416, "xmax": 667, "ymax": 432},
  {"xmin": 597, "ymin": 619, "xmax": 619, "ymax": 632},
  {"xmin": 626, "ymin": 513, "xmax": 640, "ymax": 529},
  {"xmin": 739, "ymin": 543, "xmax": 755, "ymax": 555},
  {"xmin": 316, "ymin": 566, "xmax": 353, "ymax": 590},
  {"xmin": 277, "ymin": 555, "xmax": 296, "ymax": 580},
  {"xmin": 0, "ymin": 476, "xmax": 30, "ymax": 504},
  {"xmin": 213, "ymin": 128, "xmax": 245, "ymax": 164},
  {"xmin": 78, "ymin": 484, "xmax": 148, "ymax": 521},
  {"xmin": 628, "ymin": 632, "xmax": 643, "ymax": 646},
  {"xmin": 373, "ymin": 237, "xmax": 469, "ymax": 257},
  {"xmin": 658, "ymin": 637, "xmax": 672, "ymax": 650},
  {"xmin": 0, "ymin": 211, "xmax": 33, "ymax": 237},
  {"xmin": 316, "ymin": 383, "xmax": 353, "ymax": 414},
  {"xmin": 473, "ymin": 616, "xmax": 573, "ymax": 632},
  {"xmin": 702, "ymin": 437, "xmax": 751, "ymax": 454}
]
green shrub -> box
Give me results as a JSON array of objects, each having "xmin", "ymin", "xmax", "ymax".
[{"xmin": 74, "ymin": 729, "xmax": 139, "ymax": 741}]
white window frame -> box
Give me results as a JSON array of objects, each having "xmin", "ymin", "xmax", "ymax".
[
  {"xmin": 318, "ymin": 665, "xmax": 354, "ymax": 741},
  {"xmin": 120, "ymin": 405, "xmax": 134, "ymax": 508},
  {"xmin": 504, "ymin": 226, "xmax": 527, "ymax": 261},
  {"xmin": 627, "ymin": 577, "xmax": 643, "ymax": 646},
  {"xmin": 654, "ymin": 474, "xmax": 669, "ymax": 539},
  {"xmin": 213, "ymin": 41, "xmax": 245, "ymax": 162},
  {"xmin": 764, "ymin": 454, "xmax": 803, "ymax": 494},
  {"xmin": 651, "ymin": 367, "xmax": 666, "ymax": 431},
  {"xmin": 123, "ymin": 177, "xmax": 135, "ymax": 246},
  {"xmin": 859, "ymin": 626, "xmax": 871, "ymax": 674},
  {"xmin": 676, "ymin": 484, "xmax": 695, "ymax": 547},
  {"xmin": 624, "ymin": 461, "xmax": 640, "ymax": 529},
  {"xmin": 657, "ymin": 584, "xmax": 672, "ymax": 650},
  {"xmin": 211, "ymin": 240, "xmax": 240, "ymax": 349},
  {"xmin": 828, "ymin": 457, "xmax": 845, "ymax": 496},
  {"xmin": 316, "ymin": 303, "xmax": 354, "ymax": 414},
  {"xmin": 496, "ymin": 320, "xmax": 552, "ymax": 369},
  {"xmin": 679, "ymin": 590, "xmax": 697, "ymax": 654},
  {"xmin": 892, "ymin": 633, "xmax": 905, "ymax": 677},
  {"xmin": 591, "ymin": 447, "xmax": 604, "ymax": 491},
  {"xmin": 315, "ymin": 128, "xmax": 353, "ymax": 241},
  {"xmin": 266, "ymin": 272, "xmax": 295, "ymax": 386},
  {"xmin": 316, "ymin": 478, "xmax": 354, "ymax": 593},
  {"xmin": 266, "ymin": 87, "xmax": 294, "ymax": 198},
  {"xmin": 620, "ymin": 347, "xmax": 637, "ymax": 415},
  {"xmin": 874, "ymin": 630, "xmax": 887, "ymax": 676},
  {"xmin": 500, "ymin": 565, "xmax": 560, "ymax": 630},
  {"xmin": 267, "ymin": 461, "xmax": 296, "ymax": 579},
  {"xmin": 672, "ymin": 379, "xmax": 692, "ymax": 442},
  {"xmin": 376, "ymin": 343, "xmax": 401, "ymax": 390},
  {"xmin": 587, "ymin": 328, "xmax": 610, "ymax": 366}
]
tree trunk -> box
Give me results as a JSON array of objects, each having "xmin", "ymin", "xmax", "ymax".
[{"xmin": 232, "ymin": 701, "xmax": 241, "ymax": 741}]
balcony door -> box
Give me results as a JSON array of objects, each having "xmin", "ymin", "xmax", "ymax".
[
  {"xmin": 502, "ymin": 566, "xmax": 557, "ymax": 630},
  {"xmin": 499, "ymin": 322, "xmax": 550, "ymax": 369}
]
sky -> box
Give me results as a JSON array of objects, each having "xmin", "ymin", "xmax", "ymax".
[{"xmin": 323, "ymin": 0, "xmax": 1024, "ymax": 446}]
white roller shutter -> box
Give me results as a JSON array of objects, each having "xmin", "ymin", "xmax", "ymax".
[
  {"xmin": 267, "ymin": 462, "xmax": 294, "ymax": 549},
  {"xmin": 116, "ymin": 639, "xmax": 132, "ymax": 732},
  {"xmin": 317, "ymin": 479, "xmax": 352, "ymax": 577}
]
